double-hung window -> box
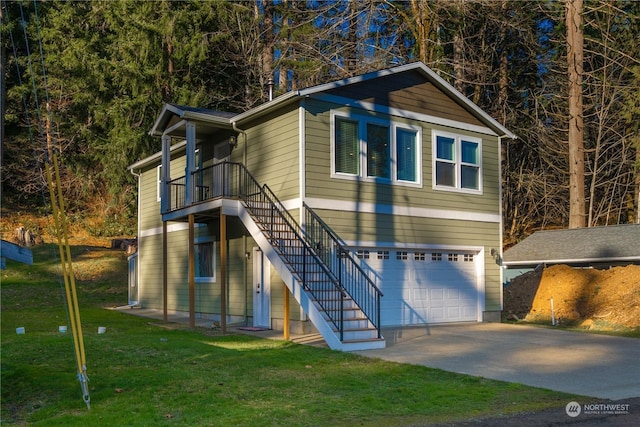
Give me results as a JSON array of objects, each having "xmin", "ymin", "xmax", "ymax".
[
  {"xmin": 433, "ymin": 131, "xmax": 482, "ymax": 193},
  {"xmin": 332, "ymin": 112, "xmax": 421, "ymax": 186}
]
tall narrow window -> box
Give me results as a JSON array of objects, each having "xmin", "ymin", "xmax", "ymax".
[
  {"xmin": 366, "ymin": 123, "xmax": 390, "ymax": 179},
  {"xmin": 335, "ymin": 117, "xmax": 359, "ymax": 175},
  {"xmin": 195, "ymin": 241, "xmax": 216, "ymax": 282},
  {"xmin": 396, "ymin": 128, "xmax": 418, "ymax": 182},
  {"xmin": 460, "ymin": 139, "xmax": 479, "ymax": 190}
]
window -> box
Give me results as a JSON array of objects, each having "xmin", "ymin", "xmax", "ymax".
[
  {"xmin": 396, "ymin": 251, "xmax": 408, "ymax": 260},
  {"xmin": 194, "ymin": 240, "xmax": 216, "ymax": 283},
  {"xmin": 433, "ymin": 131, "xmax": 482, "ymax": 193},
  {"xmin": 464, "ymin": 254, "xmax": 474, "ymax": 262},
  {"xmin": 332, "ymin": 112, "xmax": 421, "ymax": 186},
  {"xmin": 397, "ymin": 128, "xmax": 418, "ymax": 182},
  {"xmin": 367, "ymin": 123, "xmax": 390, "ymax": 179},
  {"xmin": 377, "ymin": 250, "xmax": 389, "ymax": 260},
  {"xmin": 414, "ymin": 252, "xmax": 426, "ymax": 261},
  {"xmin": 335, "ymin": 117, "xmax": 360, "ymax": 175},
  {"xmin": 356, "ymin": 250, "xmax": 370, "ymax": 259},
  {"xmin": 431, "ymin": 253, "xmax": 442, "ymax": 261},
  {"xmin": 448, "ymin": 253, "xmax": 458, "ymax": 262}
]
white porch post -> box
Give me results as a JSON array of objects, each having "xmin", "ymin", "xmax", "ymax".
[
  {"xmin": 185, "ymin": 121, "xmax": 197, "ymax": 206},
  {"xmin": 160, "ymin": 134, "xmax": 171, "ymax": 213}
]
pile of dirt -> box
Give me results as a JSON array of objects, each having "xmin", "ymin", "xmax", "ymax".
[{"xmin": 504, "ymin": 264, "xmax": 640, "ymax": 330}]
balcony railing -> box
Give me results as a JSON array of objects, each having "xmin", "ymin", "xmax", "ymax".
[{"xmin": 164, "ymin": 161, "xmax": 382, "ymax": 339}]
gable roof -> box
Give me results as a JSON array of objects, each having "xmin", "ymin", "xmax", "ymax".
[
  {"xmin": 148, "ymin": 62, "xmax": 516, "ymax": 140},
  {"xmin": 502, "ymin": 224, "xmax": 640, "ymax": 267}
]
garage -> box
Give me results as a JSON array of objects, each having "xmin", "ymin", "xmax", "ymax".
[{"xmin": 357, "ymin": 249, "xmax": 480, "ymax": 326}]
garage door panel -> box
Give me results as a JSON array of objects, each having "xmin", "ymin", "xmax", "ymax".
[
  {"xmin": 358, "ymin": 248, "xmax": 480, "ymax": 326},
  {"xmin": 430, "ymin": 288, "xmax": 444, "ymax": 300}
]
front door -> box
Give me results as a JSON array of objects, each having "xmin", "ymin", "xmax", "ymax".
[{"xmin": 252, "ymin": 247, "xmax": 271, "ymax": 329}]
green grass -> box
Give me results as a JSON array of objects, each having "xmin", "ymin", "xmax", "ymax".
[{"xmin": 2, "ymin": 244, "xmax": 579, "ymax": 426}]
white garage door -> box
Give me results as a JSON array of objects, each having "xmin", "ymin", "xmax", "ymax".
[{"xmin": 358, "ymin": 249, "xmax": 480, "ymax": 326}]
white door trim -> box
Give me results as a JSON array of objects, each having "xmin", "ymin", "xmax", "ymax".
[{"xmin": 252, "ymin": 247, "xmax": 271, "ymax": 328}]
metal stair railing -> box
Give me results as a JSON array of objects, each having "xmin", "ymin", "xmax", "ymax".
[
  {"xmin": 303, "ymin": 202, "xmax": 383, "ymax": 338},
  {"xmin": 202, "ymin": 162, "xmax": 346, "ymax": 339},
  {"xmin": 170, "ymin": 161, "xmax": 382, "ymax": 341}
]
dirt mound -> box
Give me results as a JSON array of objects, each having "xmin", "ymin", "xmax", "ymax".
[{"xmin": 504, "ymin": 264, "xmax": 640, "ymax": 330}]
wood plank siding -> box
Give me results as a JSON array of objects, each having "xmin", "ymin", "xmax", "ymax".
[
  {"xmin": 136, "ymin": 153, "xmax": 303, "ymax": 320},
  {"xmin": 304, "ymin": 98, "xmax": 501, "ymax": 215},
  {"xmin": 243, "ymin": 104, "xmax": 301, "ymax": 201},
  {"xmin": 324, "ymin": 70, "xmax": 485, "ymax": 127}
]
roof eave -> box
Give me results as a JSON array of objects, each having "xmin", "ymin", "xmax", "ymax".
[
  {"xmin": 503, "ymin": 255, "xmax": 640, "ymax": 268},
  {"xmin": 300, "ymin": 62, "xmax": 517, "ymax": 140},
  {"xmin": 149, "ymin": 104, "xmax": 233, "ymax": 137},
  {"xmin": 230, "ymin": 62, "xmax": 516, "ymax": 139},
  {"xmin": 413, "ymin": 63, "xmax": 517, "ymax": 139},
  {"xmin": 231, "ymin": 91, "xmax": 300, "ymax": 125}
]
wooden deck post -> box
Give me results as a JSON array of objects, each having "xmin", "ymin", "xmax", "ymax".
[
  {"xmin": 163, "ymin": 221, "xmax": 168, "ymax": 323},
  {"xmin": 283, "ymin": 282, "xmax": 290, "ymax": 341},
  {"xmin": 220, "ymin": 214, "xmax": 227, "ymax": 334},
  {"xmin": 188, "ymin": 214, "xmax": 195, "ymax": 328}
]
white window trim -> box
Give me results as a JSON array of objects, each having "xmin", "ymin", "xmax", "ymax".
[
  {"xmin": 194, "ymin": 236, "xmax": 217, "ymax": 283},
  {"xmin": 432, "ymin": 130, "xmax": 483, "ymax": 195},
  {"xmin": 331, "ymin": 110, "xmax": 422, "ymax": 188}
]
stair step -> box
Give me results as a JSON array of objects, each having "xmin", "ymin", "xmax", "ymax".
[
  {"xmin": 333, "ymin": 327, "xmax": 380, "ymax": 341},
  {"xmin": 340, "ymin": 337, "xmax": 386, "ymax": 351}
]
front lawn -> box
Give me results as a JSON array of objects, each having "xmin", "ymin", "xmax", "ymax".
[{"xmin": 1, "ymin": 244, "xmax": 578, "ymax": 426}]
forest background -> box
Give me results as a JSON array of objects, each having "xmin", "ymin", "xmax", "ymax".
[{"xmin": 2, "ymin": 0, "xmax": 639, "ymax": 247}]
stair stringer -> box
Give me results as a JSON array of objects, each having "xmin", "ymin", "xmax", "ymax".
[{"xmin": 237, "ymin": 204, "xmax": 345, "ymax": 350}]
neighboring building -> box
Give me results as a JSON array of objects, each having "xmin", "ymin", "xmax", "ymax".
[
  {"xmin": 128, "ymin": 62, "xmax": 515, "ymax": 351},
  {"xmin": 502, "ymin": 224, "xmax": 640, "ymax": 269},
  {"xmin": 0, "ymin": 239, "xmax": 33, "ymax": 270}
]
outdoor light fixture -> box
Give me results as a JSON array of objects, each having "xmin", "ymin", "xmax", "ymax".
[{"xmin": 229, "ymin": 136, "xmax": 237, "ymax": 149}]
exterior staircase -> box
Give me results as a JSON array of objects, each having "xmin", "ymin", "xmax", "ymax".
[{"xmin": 230, "ymin": 163, "xmax": 385, "ymax": 351}]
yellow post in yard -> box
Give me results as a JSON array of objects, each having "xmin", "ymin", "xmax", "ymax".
[{"xmin": 45, "ymin": 153, "xmax": 90, "ymax": 410}]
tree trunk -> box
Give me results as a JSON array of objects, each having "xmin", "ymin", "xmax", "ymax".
[{"xmin": 566, "ymin": 0, "xmax": 585, "ymax": 228}]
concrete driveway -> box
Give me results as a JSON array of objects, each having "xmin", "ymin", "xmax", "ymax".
[{"xmin": 355, "ymin": 322, "xmax": 640, "ymax": 400}]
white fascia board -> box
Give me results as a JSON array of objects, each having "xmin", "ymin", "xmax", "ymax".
[
  {"xmin": 312, "ymin": 93, "xmax": 499, "ymax": 137},
  {"xmin": 297, "ymin": 61, "xmax": 517, "ymax": 140},
  {"xmin": 149, "ymin": 104, "xmax": 184, "ymax": 136},
  {"xmin": 150, "ymin": 104, "xmax": 234, "ymax": 137},
  {"xmin": 230, "ymin": 92, "xmax": 300, "ymax": 124},
  {"xmin": 182, "ymin": 111, "xmax": 233, "ymax": 128},
  {"xmin": 412, "ymin": 63, "xmax": 517, "ymax": 140}
]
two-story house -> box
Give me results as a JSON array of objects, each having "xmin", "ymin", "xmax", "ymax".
[{"xmin": 128, "ymin": 62, "xmax": 516, "ymax": 351}]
